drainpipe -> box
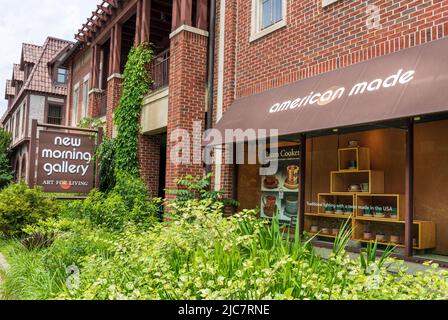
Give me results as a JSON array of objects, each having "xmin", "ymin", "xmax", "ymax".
[{"xmin": 205, "ymin": 0, "xmax": 217, "ymax": 177}]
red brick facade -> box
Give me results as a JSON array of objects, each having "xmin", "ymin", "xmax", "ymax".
[
  {"xmin": 212, "ymin": 0, "xmax": 448, "ymax": 196},
  {"xmin": 165, "ymin": 29, "xmax": 209, "ymax": 197},
  {"xmin": 106, "ymin": 76, "xmax": 122, "ymax": 137},
  {"xmin": 138, "ymin": 134, "xmax": 161, "ymax": 198},
  {"xmin": 88, "ymin": 91, "xmax": 102, "ymax": 118},
  {"xmin": 231, "ymin": 0, "xmax": 448, "ymax": 98}
]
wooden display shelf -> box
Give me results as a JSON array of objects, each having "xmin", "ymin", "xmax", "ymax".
[
  {"xmin": 338, "ymin": 147, "xmax": 370, "ymax": 171},
  {"xmin": 355, "ymin": 238, "xmax": 405, "ymax": 248},
  {"xmin": 330, "ymin": 170, "xmax": 384, "ymax": 194},
  {"xmin": 354, "ymin": 220, "xmax": 436, "ymax": 250},
  {"xmin": 306, "ymin": 232, "xmax": 337, "ymax": 239},
  {"xmin": 355, "ymin": 194, "xmax": 404, "ymax": 221},
  {"xmin": 317, "ymin": 193, "xmax": 356, "ymax": 214},
  {"xmin": 306, "ymin": 212, "xmax": 352, "ymax": 219}
]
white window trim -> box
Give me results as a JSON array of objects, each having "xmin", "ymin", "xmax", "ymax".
[
  {"xmin": 72, "ymin": 82, "xmax": 80, "ymax": 126},
  {"xmin": 322, "ymin": 0, "xmax": 340, "ymax": 8},
  {"xmin": 82, "ymin": 74, "xmax": 90, "ymax": 118},
  {"xmin": 250, "ymin": 0, "xmax": 287, "ymax": 43}
]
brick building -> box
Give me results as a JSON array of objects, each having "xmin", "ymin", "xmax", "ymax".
[
  {"xmin": 62, "ymin": 0, "xmax": 209, "ymax": 199},
  {"xmin": 211, "ymin": 0, "xmax": 448, "ymax": 261},
  {"xmin": 1, "ymin": 37, "xmax": 73, "ymax": 182},
  {"xmin": 63, "ymin": 0, "xmax": 448, "ymax": 261}
]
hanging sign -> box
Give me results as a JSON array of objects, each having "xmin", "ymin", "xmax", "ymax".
[{"xmin": 36, "ymin": 131, "xmax": 96, "ymax": 194}]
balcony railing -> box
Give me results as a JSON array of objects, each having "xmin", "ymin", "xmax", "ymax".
[
  {"xmin": 151, "ymin": 49, "xmax": 170, "ymax": 91},
  {"xmin": 100, "ymin": 91, "xmax": 107, "ymax": 117}
]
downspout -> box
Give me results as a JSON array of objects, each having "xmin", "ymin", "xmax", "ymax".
[{"xmin": 205, "ymin": 0, "xmax": 217, "ymax": 176}]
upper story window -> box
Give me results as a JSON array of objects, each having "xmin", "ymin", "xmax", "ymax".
[
  {"xmin": 56, "ymin": 68, "xmax": 68, "ymax": 84},
  {"xmin": 47, "ymin": 104, "xmax": 63, "ymax": 125},
  {"xmin": 250, "ymin": 0, "xmax": 287, "ymax": 42},
  {"xmin": 261, "ymin": 0, "xmax": 283, "ymax": 29}
]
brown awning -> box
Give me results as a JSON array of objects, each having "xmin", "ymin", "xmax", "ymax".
[{"xmin": 210, "ymin": 37, "xmax": 448, "ymax": 144}]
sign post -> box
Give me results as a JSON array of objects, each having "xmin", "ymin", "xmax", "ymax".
[{"xmin": 29, "ymin": 122, "xmax": 102, "ymax": 197}]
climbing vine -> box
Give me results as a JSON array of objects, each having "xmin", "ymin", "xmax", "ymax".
[{"xmin": 114, "ymin": 43, "xmax": 154, "ymax": 177}]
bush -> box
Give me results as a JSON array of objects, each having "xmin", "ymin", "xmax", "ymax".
[
  {"xmin": 0, "ymin": 183, "xmax": 58, "ymax": 238},
  {"xmin": 76, "ymin": 174, "xmax": 160, "ymax": 231},
  {"xmin": 166, "ymin": 173, "xmax": 239, "ymax": 209},
  {"xmin": 96, "ymin": 138, "xmax": 116, "ymax": 193},
  {"xmin": 54, "ymin": 199, "xmax": 448, "ymax": 300},
  {"xmin": 0, "ymin": 128, "xmax": 12, "ymax": 189}
]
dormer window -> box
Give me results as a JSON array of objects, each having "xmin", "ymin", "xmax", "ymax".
[{"xmin": 56, "ymin": 68, "xmax": 68, "ymax": 84}]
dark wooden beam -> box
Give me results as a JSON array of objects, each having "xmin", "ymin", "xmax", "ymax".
[
  {"xmin": 141, "ymin": 0, "xmax": 152, "ymax": 43},
  {"xmin": 405, "ymin": 118, "xmax": 415, "ymax": 257},
  {"xmin": 196, "ymin": 0, "xmax": 208, "ymax": 30},
  {"xmin": 299, "ymin": 134, "xmax": 307, "ymax": 236}
]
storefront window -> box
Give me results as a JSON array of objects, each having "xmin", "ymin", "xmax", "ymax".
[
  {"xmin": 235, "ymin": 121, "xmax": 447, "ymax": 260},
  {"xmin": 237, "ymin": 140, "xmax": 301, "ymax": 226},
  {"xmin": 414, "ymin": 119, "xmax": 448, "ymax": 258}
]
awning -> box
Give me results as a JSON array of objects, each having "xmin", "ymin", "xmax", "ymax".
[{"xmin": 210, "ymin": 37, "xmax": 448, "ymax": 144}]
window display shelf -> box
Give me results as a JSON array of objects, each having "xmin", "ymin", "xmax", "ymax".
[
  {"xmin": 353, "ymin": 220, "xmax": 436, "ymax": 250},
  {"xmin": 317, "ymin": 193, "xmax": 356, "ymax": 215},
  {"xmin": 306, "ymin": 212, "xmax": 352, "ymax": 219},
  {"xmin": 306, "ymin": 232, "xmax": 337, "ymax": 239},
  {"xmin": 338, "ymin": 147, "xmax": 371, "ymax": 171},
  {"xmin": 356, "ymin": 194, "xmax": 403, "ymax": 220},
  {"xmin": 330, "ymin": 170, "xmax": 384, "ymax": 194}
]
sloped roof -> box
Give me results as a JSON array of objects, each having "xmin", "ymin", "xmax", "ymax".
[
  {"xmin": 21, "ymin": 43, "xmax": 43, "ymax": 65},
  {"xmin": 5, "ymin": 80, "xmax": 15, "ymax": 98},
  {"xmin": 23, "ymin": 37, "xmax": 72, "ymax": 95},
  {"xmin": 2, "ymin": 37, "xmax": 73, "ymax": 124},
  {"xmin": 12, "ymin": 64, "xmax": 24, "ymax": 82}
]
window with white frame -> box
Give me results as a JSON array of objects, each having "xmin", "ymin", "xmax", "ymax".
[
  {"xmin": 82, "ymin": 77, "xmax": 90, "ymax": 119},
  {"xmin": 251, "ymin": 0, "xmax": 286, "ymax": 42},
  {"xmin": 72, "ymin": 84, "xmax": 80, "ymax": 126}
]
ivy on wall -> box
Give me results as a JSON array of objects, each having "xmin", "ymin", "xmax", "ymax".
[{"xmin": 114, "ymin": 43, "xmax": 154, "ymax": 177}]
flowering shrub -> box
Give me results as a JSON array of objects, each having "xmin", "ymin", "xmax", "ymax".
[
  {"xmin": 1, "ymin": 195, "xmax": 447, "ymax": 300},
  {"xmin": 51, "ymin": 199, "xmax": 448, "ymax": 300}
]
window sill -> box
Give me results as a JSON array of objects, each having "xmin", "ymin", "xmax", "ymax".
[{"xmin": 249, "ymin": 20, "xmax": 287, "ymax": 43}]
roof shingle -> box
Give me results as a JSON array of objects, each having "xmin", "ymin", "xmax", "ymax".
[
  {"xmin": 22, "ymin": 43, "xmax": 43, "ymax": 64},
  {"xmin": 12, "ymin": 64, "xmax": 24, "ymax": 82},
  {"xmin": 5, "ymin": 80, "xmax": 15, "ymax": 98}
]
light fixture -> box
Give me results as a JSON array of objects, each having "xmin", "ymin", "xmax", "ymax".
[
  {"xmin": 333, "ymin": 129, "xmax": 339, "ymax": 133},
  {"xmin": 414, "ymin": 116, "xmax": 421, "ymax": 121}
]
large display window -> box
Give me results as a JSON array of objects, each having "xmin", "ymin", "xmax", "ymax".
[
  {"xmin": 237, "ymin": 140, "xmax": 301, "ymax": 226},
  {"xmin": 236, "ymin": 119, "xmax": 448, "ymax": 260}
]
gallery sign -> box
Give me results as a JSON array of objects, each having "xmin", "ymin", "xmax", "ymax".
[{"xmin": 36, "ymin": 131, "xmax": 96, "ymax": 194}]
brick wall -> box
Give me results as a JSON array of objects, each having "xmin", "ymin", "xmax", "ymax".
[
  {"xmin": 213, "ymin": 0, "xmax": 448, "ymax": 198},
  {"xmin": 106, "ymin": 76, "xmax": 122, "ymax": 137},
  {"xmin": 138, "ymin": 134, "xmax": 161, "ymax": 198},
  {"xmin": 230, "ymin": 0, "xmax": 448, "ymax": 98},
  {"xmin": 166, "ymin": 29, "xmax": 208, "ymax": 197},
  {"xmin": 68, "ymin": 47, "xmax": 92, "ymax": 125}
]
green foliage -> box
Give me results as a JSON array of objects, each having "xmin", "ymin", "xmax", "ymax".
[
  {"xmin": 74, "ymin": 174, "xmax": 160, "ymax": 231},
  {"xmin": 79, "ymin": 117, "xmax": 105, "ymax": 129},
  {"xmin": 2, "ymin": 197, "xmax": 448, "ymax": 300},
  {"xmin": 96, "ymin": 138, "xmax": 116, "ymax": 192},
  {"xmin": 0, "ymin": 128, "xmax": 11, "ymax": 151},
  {"xmin": 360, "ymin": 241, "xmax": 395, "ymax": 274},
  {"xmin": 114, "ymin": 43, "xmax": 154, "ymax": 177},
  {"xmin": 0, "ymin": 128, "xmax": 12, "ymax": 189},
  {"xmin": 166, "ymin": 173, "xmax": 240, "ymax": 208},
  {"xmin": 0, "ymin": 183, "xmax": 58, "ymax": 238}
]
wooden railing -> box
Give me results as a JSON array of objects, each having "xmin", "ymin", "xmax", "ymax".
[{"xmin": 151, "ymin": 49, "xmax": 170, "ymax": 91}]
